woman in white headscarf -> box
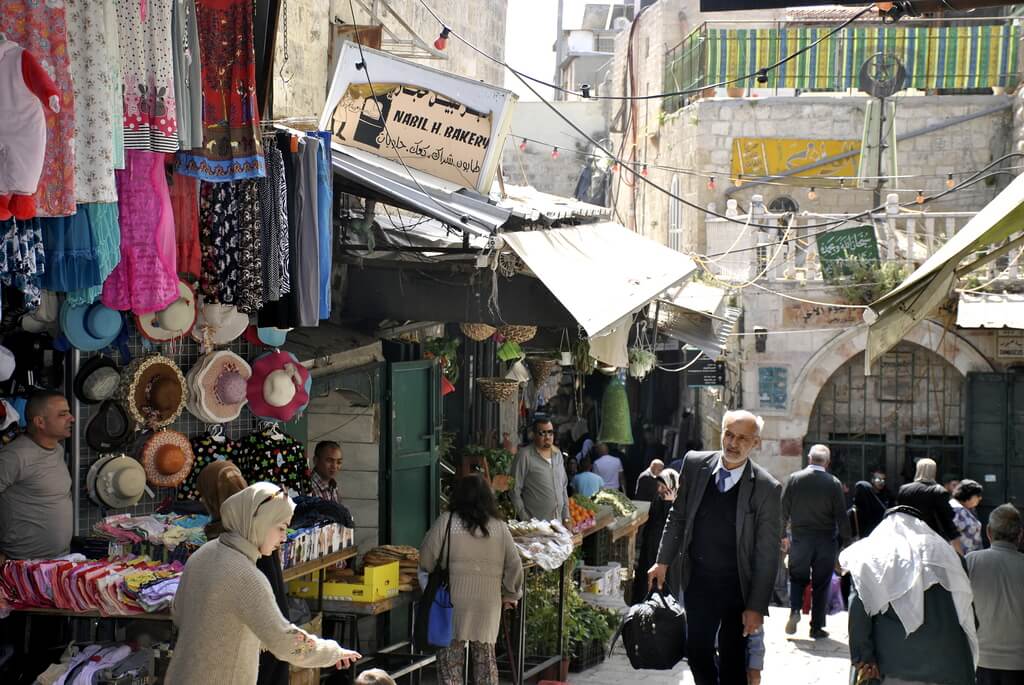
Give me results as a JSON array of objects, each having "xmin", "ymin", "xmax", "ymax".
[{"xmin": 166, "ymin": 483, "xmax": 361, "ymax": 685}]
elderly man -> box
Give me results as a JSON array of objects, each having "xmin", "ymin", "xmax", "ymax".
[
  {"xmin": 649, "ymin": 410, "xmax": 782, "ymax": 685},
  {"xmin": 781, "ymin": 444, "xmax": 851, "ymax": 639},
  {"xmin": 510, "ymin": 417, "xmax": 569, "ymax": 522},
  {"xmin": 966, "ymin": 504, "xmax": 1024, "ymax": 685},
  {"xmin": 635, "ymin": 459, "xmax": 666, "ymax": 502},
  {"xmin": 0, "ymin": 390, "xmax": 74, "ymax": 561}
]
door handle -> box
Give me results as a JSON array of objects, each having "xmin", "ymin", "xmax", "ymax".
[{"xmin": 396, "ymin": 436, "xmax": 403, "ymax": 445}]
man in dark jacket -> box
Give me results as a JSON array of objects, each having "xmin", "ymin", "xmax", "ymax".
[
  {"xmin": 649, "ymin": 410, "xmax": 782, "ymax": 685},
  {"xmin": 780, "ymin": 444, "xmax": 851, "ymax": 639},
  {"xmin": 897, "ymin": 457, "xmax": 960, "ymax": 551}
]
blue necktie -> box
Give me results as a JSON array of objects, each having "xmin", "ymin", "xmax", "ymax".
[{"xmin": 716, "ymin": 469, "xmax": 730, "ymax": 493}]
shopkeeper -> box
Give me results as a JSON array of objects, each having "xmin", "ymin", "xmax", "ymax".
[
  {"xmin": 510, "ymin": 418, "xmax": 569, "ymax": 523},
  {"xmin": 0, "ymin": 390, "xmax": 74, "ymax": 562},
  {"xmin": 309, "ymin": 441, "xmax": 344, "ymax": 505}
]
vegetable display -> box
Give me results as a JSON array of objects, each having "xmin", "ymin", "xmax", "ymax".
[
  {"xmin": 569, "ymin": 495, "xmax": 596, "ymax": 533},
  {"xmin": 593, "ymin": 488, "xmax": 638, "ymax": 517}
]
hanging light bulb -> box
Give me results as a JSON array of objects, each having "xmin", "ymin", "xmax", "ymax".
[
  {"xmin": 551, "ymin": 146, "xmax": 559, "ymax": 159},
  {"xmin": 519, "ymin": 139, "xmax": 527, "ymax": 151},
  {"xmin": 946, "ymin": 173, "xmax": 955, "ymax": 189},
  {"xmin": 807, "ymin": 187, "xmax": 817, "ymax": 201},
  {"xmin": 611, "ymin": 162, "xmax": 619, "ymax": 173},
  {"xmin": 434, "ymin": 27, "xmax": 451, "ymax": 51},
  {"xmin": 916, "ymin": 190, "xmax": 926, "ymax": 204},
  {"xmin": 707, "ymin": 177, "xmax": 717, "ymax": 191},
  {"xmin": 641, "ymin": 164, "xmax": 649, "ymax": 177}
]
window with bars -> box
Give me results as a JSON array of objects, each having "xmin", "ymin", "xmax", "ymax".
[{"xmin": 668, "ymin": 175, "xmax": 682, "ymax": 252}]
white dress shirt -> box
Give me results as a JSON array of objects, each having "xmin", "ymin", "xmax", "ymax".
[{"xmin": 712, "ymin": 456, "xmax": 747, "ymax": 492}]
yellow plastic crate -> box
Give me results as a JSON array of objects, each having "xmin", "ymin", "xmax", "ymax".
[{"xmin": 288, "ymin": 561, "xmax": 399, "ymax": 603}]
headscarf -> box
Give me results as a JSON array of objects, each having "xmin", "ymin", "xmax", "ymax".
[
  {"xmin": 219, "ymin": 482, "xmax": 296, "ymax": 563},
  {"xmin": 839, "ymin": 510, "xmax": 977, "ymax": 663},
  {"xmin": 197, "ymin": 461, "xmax": 248, "ymax": 539}
]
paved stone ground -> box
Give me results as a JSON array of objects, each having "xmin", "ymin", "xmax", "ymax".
[{"xmin": 571, "ymin": 606, "xmax": 851, "ymax": 684}]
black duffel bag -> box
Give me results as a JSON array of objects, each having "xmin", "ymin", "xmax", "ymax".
[{"xmin": 610, "ymin": 582, "xmax": 687, "ymax": 670}]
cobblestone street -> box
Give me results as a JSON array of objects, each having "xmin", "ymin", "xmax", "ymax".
[{"xmin": 571, "ymin": 606, "xmax": 851, "ymax": 685}]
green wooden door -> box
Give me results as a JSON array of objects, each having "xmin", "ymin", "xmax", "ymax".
[
  {"xmin": 386, "ymin": 360, "xmax": 440, "ymax": 547},
  {"xmin": 965, "ymin": 372, "xmax": 1024, "ymax": 513}
]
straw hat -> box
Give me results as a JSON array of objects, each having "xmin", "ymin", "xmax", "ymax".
[
  {"xmin": 191, "ymin": 301, "xmax": 249, "ymax": 347},
  {"xmin": 135, "ymin": 280, "xmax": 198, "ymax": 343},
  {"xmin": 87, "ymin": 454, "xmax": 147, "ymax": 509},
  {"xmin": 74, "ymin": 356, "xmax": 120, "ymax": 405},
  {"xmin": 118, "ymin": 354, "xmax": 187, "ymax": 429},
  {"xmin": 246, "ymin": 350, "xmax": 311, "ymax": 422},
  {"xmin": 138, "ymin": 430, "xmax": 195, "ymax": 489},
  {"xmin": 185, "ymin": 351, "xmax": 252, "ymax": 424}
]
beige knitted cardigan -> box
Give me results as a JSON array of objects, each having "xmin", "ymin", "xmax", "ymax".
[
  {"xmin": 165, "ymin": 539, "xmax": 347, "ymax": 685},
  {"xmin": 420, "ymin": 513, "xmax": 524, "ymax": 645}
]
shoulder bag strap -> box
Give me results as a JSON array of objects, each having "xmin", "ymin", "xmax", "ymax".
[{"xmin": 437, "ymin": 511, "xmax": 454, "ymax": 572}]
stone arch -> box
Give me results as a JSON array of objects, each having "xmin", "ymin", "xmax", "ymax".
[{"xmin": 779, "ymin": 320, "xmax": 993, "ymax": 442}]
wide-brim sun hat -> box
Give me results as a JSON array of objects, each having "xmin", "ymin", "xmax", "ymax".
[
  {"xmin": 191, "ymin": 301, "xmax": 249, "ymax": 347},
  {"xmin": 74, "ymin": 355, "xmax": 120, "ymax": 405},
  {"xmin": 118, "ymin": 354, "xmax": 187, "ymax": 429},
  {"xmin": 138, "ymin": 429, "xmax": 195, "ymax": 489},
  {"xmin": 246, "ymin": 350, "xmax": 311, "ymax": 422},
  {"xmin": 186, "ymin": 351, "xmax": 251, "ymax": 424},
  {"xmin": 135, "ymin": 280, "xmax": 198, "ymax": 343},
  {"xmin": 88, "ymin": 454, "xmax": 147, "ymax": 509},
  {"xmin": 60, "ymin": 300, "xmax": 123, "ymax": 352}
]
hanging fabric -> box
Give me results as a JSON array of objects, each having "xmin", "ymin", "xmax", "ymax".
[
  {"xmin": 170, "ymin": 0, "xmax": 203, "ymax": 151},
  {"xmin": 198, "ymin": 179, "xmax": 264, "ymax": 314},
  {"xmin": 312, "ymin": 132, "xmax": 333, "ymax": 320},
  {"xmin": 0, "ymin": 218, "xmax": 45, "ymax": 312},
  {"xmin": 256, "ymin": 134, "xmax": 289, "ymax": 305},
  {"xmin": 168, "ymin": 169, "xmax": 201, "ymax": 279}
]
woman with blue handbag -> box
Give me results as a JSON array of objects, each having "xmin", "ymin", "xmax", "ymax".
[{"xmin": 419, "ymin": 474, "xmax": 524, "ymax": 685}]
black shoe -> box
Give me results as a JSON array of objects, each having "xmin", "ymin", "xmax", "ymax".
[
  {"xmin": 810, "ymin": 627, "xmax": 829, "ymax": 639},
  {"xmin": 785, "ymin": 611, "xmax": 800, "ymax": 635}
]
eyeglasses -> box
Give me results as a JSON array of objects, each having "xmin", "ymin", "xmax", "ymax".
[
  {"xmin": 537, "ymin": 430, "xmax": 555, "ymax": 436},
  {"xmin": 254, "ymin": 487, "xmax": 284, "ymax": 517}
]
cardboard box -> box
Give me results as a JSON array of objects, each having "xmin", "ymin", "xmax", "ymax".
[{"xmin": 289, "ymin": 561, "xmax": 399, "ymax": 603}]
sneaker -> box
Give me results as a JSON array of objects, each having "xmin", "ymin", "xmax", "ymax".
[
  {"xmin": 810, "ymin": 627, "xmax": 829, "ymax": 640},
  {"xmin": 785, "ymin": 611, "xmax": 800, "ymax": 635}
]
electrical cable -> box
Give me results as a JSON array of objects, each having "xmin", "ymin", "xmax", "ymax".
[{"xmin": 418, "ymin": 0, "xmax": 872, "ymax": 102}]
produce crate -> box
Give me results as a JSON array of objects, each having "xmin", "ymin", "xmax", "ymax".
[
  {"xmin": 568, "ymin": 640, "xmax": 606, "ymax": 673},
  {"xmin": 289, "ymin": 561, "xmax": 398, "ymax": 602},
  {"xmin": 579, "ymin": 563, "xmax": 622, "ymax": 596},
  {"xmin": 582, "ymin": 529, "xmax": 611, "ymax": 565}
]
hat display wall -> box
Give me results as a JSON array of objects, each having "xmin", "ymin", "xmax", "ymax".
[
  {"xmin": 86, "ymin": 400, "xmax": 136, "ymax": 452},
  {"xmin": 246, "ymin": 350, "xmax": 310, "ymax": 422},
  {"xmin": 118, "ymin": 354, "xmax": 187, "ymax": 429},
  {"xmin": 88, "ymin": 454, "xmax": 147, "ymax": 509},
  {"xmin": 257, "ymin": 327, "xmax": 290, "ymax": 347},
  {"xmin": 60, "ymin": 301, "xmax": 124, "ymax": 352},
  {"xmin": 185, "ymin": 351, "xmax": 252, "ymax": 424},
  {"xmin": 21, "ymin": 290, "xmax": 58, "ymax": 334},
  {"xmin": 138, "ymin": 430, "xmax": 195, "ymax": 488},
  {"xmin": 135, "ymin": 280, "xmax": 197, "ymax": 343},
  {"xmin": 191, "ymin": 301, "xmax": 249, "ymax": 348},
  {"xmin": 74, "ymin": 356, "xmax": 120, "ymax": 404}
]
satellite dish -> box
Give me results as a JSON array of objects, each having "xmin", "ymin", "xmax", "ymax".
[
  {"xmin": 859, "ymin": 53, "xmax": 907, "ymax": 99},
  {"xmin": 611, "ymin": 16, "xmax": 630, "ymax": 31}
]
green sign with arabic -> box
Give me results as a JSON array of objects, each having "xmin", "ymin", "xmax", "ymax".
[{"xmin": 816, "ymin": 225, "xmax": 879, "ymax": 282}]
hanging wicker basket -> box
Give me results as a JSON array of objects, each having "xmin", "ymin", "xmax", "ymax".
[
  {"xmin": 526, "ymin": 357, "xmax": 559, "ymax": 384},
  {"xmin": 498, "ymin": 324, "xmax": 537, "ymax": 344},
  {"xmin": 460, "ymin": 323, "xmax": 496, "ymax": 342},
  {"xmin": 476, "ymin": 377, "xmax": 521, "ymax": 402}
]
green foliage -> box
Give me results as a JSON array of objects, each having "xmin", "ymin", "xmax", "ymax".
[
  {"xmin": 464, "ymin": 445, "xmax": 514, "ymax": 476},
  {"xmin": 423, "ymin": 337, "xmax": 460, "ymax": 382},
  {"xmin": 838, "ymin": 260, "xmax": 908, "ymax": 306}
]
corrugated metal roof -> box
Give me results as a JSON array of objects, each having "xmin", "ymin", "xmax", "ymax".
[
  {"xmin": 493, "ymin": 184, "xmax": 612, "ymax": 225},
  {"xmin": 956, "ymin": 292, "xmax": 1024, "ymax": 329}
]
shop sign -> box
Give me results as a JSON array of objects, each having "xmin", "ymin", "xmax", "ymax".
[
  {"xmin": 320, "ymin": 42, "xmax": 517, "ymax": 193},
  {"xmin": 731, "ymin": 138, "xmax": 860, "ymax": 183},
  {"xmin": 997, "ymin": 330, "xmax": 1024, "ymax": 358},
  {"xmin": 782, "ymin": 301, "xmax": 863, "ymax": 328},
  {"xmin": 815, "ymin": 224, "xmax": 879, "ymax": 282},
  {"xmin": 684, "ymin": 347, "xmax": 726, "ymax": 386}
]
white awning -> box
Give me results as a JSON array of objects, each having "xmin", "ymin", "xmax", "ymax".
[
  {"xmin": 866, "ymin": 171, "xmax": 1024, "ymax": 371},
  {"xmin": 956, "ymin": 292, "xmax": 1024, "ymax": 329},
  {"xmin": 500, "ymin": 222, "xmax": 698, "ymax": 337},
  {"xmin": 654, "ymin": 281, "xmax": 740, "ymax": 361}
]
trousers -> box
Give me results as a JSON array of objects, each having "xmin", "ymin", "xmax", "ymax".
[
  {"xmin": 789, "ymin": 531, "xmax": 837, "ymax": 630},
  {"xmin": 685, "ymin": 574, "xmax": 747, "ymax": 685}
]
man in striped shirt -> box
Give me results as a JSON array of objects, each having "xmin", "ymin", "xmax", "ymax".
[{"xmin": 309, "ymin": 441, "xmax": 344, "ymax": 505}]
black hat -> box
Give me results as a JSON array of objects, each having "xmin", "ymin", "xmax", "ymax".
[
  {"xmin": 74, "ymin": 356, "xmax": 120, "ymax": 405},
  {"xmin": 85, "ymin": 400, "xmax": 136, "ymax": 452}
]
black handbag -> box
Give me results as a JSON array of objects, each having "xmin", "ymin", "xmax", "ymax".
[{"xmin": 414, "ymin": 513, "xmax": 454, "ymax": 651}]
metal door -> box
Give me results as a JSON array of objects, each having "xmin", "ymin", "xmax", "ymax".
[
  {"xmin": 965, "ymin": 372, "xmax": 1024, "ymax": 509},
  {"xmin": 386, "ymin": 360, "xmax": 440, "ymax": 547}
]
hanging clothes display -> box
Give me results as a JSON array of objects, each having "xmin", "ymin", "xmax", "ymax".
[
  {"xmin": 101, "ymin": 150, "xmax": 179, "ymax": 314},
  {"xmin": 0, "ymin": 218, "xmax": 45, "ymax": 311},
  {"xmin": 63, "ymin": 0, "xmax": 123, "ymax": 204},
  {"xmin": 256, "ymin": 134, "xmax": 289, "ymax": 305},
  {"xmin": 176, "ymin": 0, "xmax": 265, "ymax": 181},
  {"xmin": 67, "ymin": 205, "xmax": 122, "ymax": 307},
  {"xmin": 0, "ymin": 1, "xmax": 78, "ymax": 217},
  {"xmin": 41, "ymin": 207, "xmax": 115, "ymax": 294},
  {"xmin": 170, "ymin": 0, "xmax": 203, "ymax": 151},
  {"xmin": 311, "ymin": 132, "xmax": 333, "ymax": 320},
  {"xmin": 257, "ymin": 130, "xmax": 299, "ymax": 329},
  {"xmin": 114, "ymin": 0, "xmax": 179, "ymax": 154},
  {"xmin": 168, "ymin": 170, "xmax": 202, "ymax": 279},
  {"xmin": 198, "ymin": 180, "xmax": 264, "ymax": 314},
  {"xmin": 294, "ymin": 137, "xmax": 320, "ymax": 326}
]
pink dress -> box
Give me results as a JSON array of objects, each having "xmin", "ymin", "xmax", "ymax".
[
  {"xmin": 101, "ymin": 150, "xmax": 179, "ymax": 314},
  {"xmin": 0, "ymin": 1, "xmax": 78, "ymax": 216}
]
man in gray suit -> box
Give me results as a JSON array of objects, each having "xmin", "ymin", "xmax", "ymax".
[
  {"xmin": 649, "ymin": 410, "xmax": 782, "ymax": 685},
  {"xmin": 780, "ymin": 444, "xmax": 851, "ymax": 640}
]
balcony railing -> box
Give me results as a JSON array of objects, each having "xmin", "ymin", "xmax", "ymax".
[
  {"xmin": 703, "ymin": 194, "xmax": 1021, "ymax": 287},
  {"xmin": 663, "ymin": 19, "xmax": 1021, "ymax": 113}
]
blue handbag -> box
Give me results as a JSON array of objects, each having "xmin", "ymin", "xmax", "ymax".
[{"xmin": 416, "ymin": 513, "xmax": 455, "ymax": 649}]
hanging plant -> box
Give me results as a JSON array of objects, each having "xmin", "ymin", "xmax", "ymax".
[
  {"xmin": 496, "ymin": 340, "xmax": 525, "ymax": 362},
  {"xmin": 423, "ymin": 337, "xmax": 460, "ymax": 383},
  {"xmin": 628, "ymin": 347, "xmax": 657, "ymax": 380},
  {"xmin": 572, "ymin": 338, "xmax": 596, "ymax": 375}
]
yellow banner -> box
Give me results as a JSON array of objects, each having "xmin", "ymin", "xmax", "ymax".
[{"xmin": 731, "ymin": 138, "xmax": 861, "ymax": 184}]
